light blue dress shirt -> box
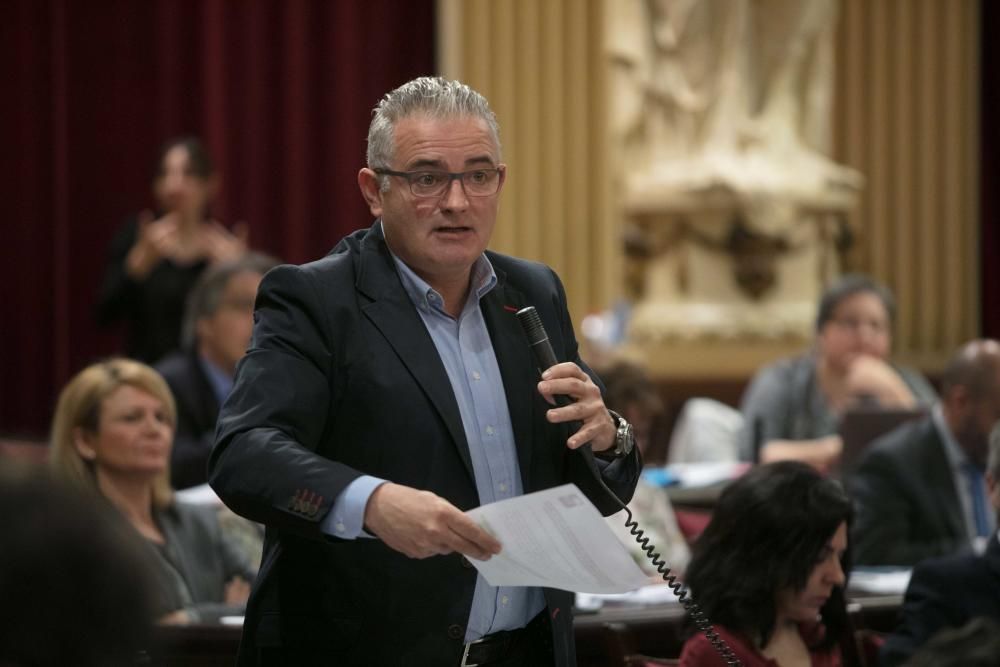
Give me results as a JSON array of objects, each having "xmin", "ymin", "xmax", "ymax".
[
  {"xmin": 198, "ymin": 354, "xmax": 234, "ymax": 406},
  {"xmin": 320, "ymin": 244, "xmax": 544, "ymax": 641}
]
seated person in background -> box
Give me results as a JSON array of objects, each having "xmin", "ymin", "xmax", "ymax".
[
  {"xmin": 0, "ymin": 466, "xmax": 153, "ymax": 667},
  {"xmin": 850, "ymin": 339, "xmax": 1000, "ymax": 566},
  {"xmin": 879, "ymin": 421, "xmax": 1000, "ymax": 665},
  {"xmin": 899, "ymin": 617, "xmax": 1000, "ymax": 667},
  {"xmin": 50, "ymin": 358, "xmax": 255, "ymax": 624},
  {"xmin": 156, "ymin": 251, "xmax": 277, "ymax": 489},
  {"xmin": 679, "ymin": 461, "xmax": 853, "ymax": 667},
  {"xmin": 668, "ymin": 397, "xmax": 744, "ymax": 464},
  {"xmin": 739, "ymin": 274, "xmax": 936, "ymax": 471},
  {"xmin": 96, "ymin": 136, "xmax": 249, "ymax": 364},
  {"xmin": 599, "ymin": 361, "xmax": 691, "ymax": 577}
]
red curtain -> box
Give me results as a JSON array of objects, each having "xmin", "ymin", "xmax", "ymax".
[{"xmin": 0, "ymin": 0, "xmax": 435, "ymax": 437}]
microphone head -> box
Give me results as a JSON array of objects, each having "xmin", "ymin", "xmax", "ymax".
[{"xmin": 516, "ymin": 306, "xmax": 547, "ymax": 345}]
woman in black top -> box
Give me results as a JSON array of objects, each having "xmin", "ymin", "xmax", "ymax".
[{"xmin": 96, "ymin": 137, "xmax": 247, "ymax": 363}]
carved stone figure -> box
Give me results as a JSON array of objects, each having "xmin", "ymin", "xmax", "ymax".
[{"xmin": 606, "ymin": 0, "xmax": 861, "ymax": 344}]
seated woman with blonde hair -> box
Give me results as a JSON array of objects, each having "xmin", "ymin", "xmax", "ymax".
[
  {"xmin": 679, "ymin": 461, "xmax": 854, "ymax": 666},
  {"xmin": 50, "ymin": 358, "xmax": 254, "ymax": 624}
]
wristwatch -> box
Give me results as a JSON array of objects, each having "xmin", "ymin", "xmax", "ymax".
[{"xmin": 602, "ymin": 409, "xmax": 636, "ymax": 459}]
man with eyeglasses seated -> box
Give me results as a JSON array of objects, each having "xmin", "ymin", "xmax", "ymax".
[
  {"xmin": 850, "ymin": 339, "xmax": 1000, "ymax": 566},
  {"xmin": 155, "ymin": 251, "xmax": 277, "ymax": 489},
  {"xmin": 208, "ymin": 77, "xmax": 640, "ymax": 667},
  {"xmin": 879, "ymin": 422, "xmax": 1000, "ymax": 665}
]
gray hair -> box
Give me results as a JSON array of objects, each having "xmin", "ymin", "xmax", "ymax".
[
  {"xmin": 181, "ymin": 251, "xmax": 279, "ymax": 349},
  {"xmin": 366, "ymin": 77, "xmax": 501, "ymax": 191},
  {"xmin": 988, "ymin": 421, "xmax": 1000, "ymax": 480}
]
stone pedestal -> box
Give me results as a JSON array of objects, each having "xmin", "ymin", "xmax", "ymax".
[{"xmin": 605, "ymin": 0, "xmax": 861, "ymax": 376}]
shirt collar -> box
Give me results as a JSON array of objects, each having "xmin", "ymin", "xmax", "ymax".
[{"xmin": 197, "ymin": 354, "xmax": 234, "ymax": 406}]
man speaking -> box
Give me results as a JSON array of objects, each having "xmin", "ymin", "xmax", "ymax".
[{"xmin": 209, "ymin": 77, "xmax": 640, "ymax": 667}]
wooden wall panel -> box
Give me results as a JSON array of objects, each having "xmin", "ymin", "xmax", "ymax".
[
  {"xmin": 438, "ymin": 0, "xmax": 615, "ymax": 325},
  {"xmin": 440, "ymin": 0, "xmax": 980, "ymax": 372},
  {"xmin": 834, "ymin": 0, "xmax": 980, "ymax": 370}
]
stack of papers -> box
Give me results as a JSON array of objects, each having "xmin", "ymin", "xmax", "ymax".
[
  {"xmin": 849, "ymin": 568, "xmax": 912, "ymax": 595},
  {"xmin": 643, "ymin": 462, "xmax": 750, "ymax": 488},
  {"xmin": 575, "ymin": 584, "xmax": 685, "ymax": 611}
]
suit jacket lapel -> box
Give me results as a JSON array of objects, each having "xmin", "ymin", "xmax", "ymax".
[
  {"xmin": 480, "ymin": 273, "xmax": 536, "ymax": 486},
  {"xmin": 355, "ymin": 225, "xmax": 474, "ymax": 479},
  {"xmin": 925, "ymin": 423, "xmax": 968, "ymax": 539},
  {"xmin": 189, "ymin": 351, "xmax": 221, "ymax": 432},
  {"xmin": 985, "ymin": 532, "xmax": 1000, "ymax": 579}
]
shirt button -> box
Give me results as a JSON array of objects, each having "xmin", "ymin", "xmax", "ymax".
[
  {"xmin": 486, "ymin": 426, "xmax": 495, "ymax": 436},
  {"xmin": 501, "ymin": 596, "xmax": 509, "ymax": 605},
  {"xmin": 447, "ymin": 624, "xmax": 464, "ymax": 640},
  {"xmin": 498, "ymin": 483, "xmax": 507, "ymax": 492},
  {"xmin": 473, "ymin": 371, "xmax": 481, "ymax": 381},
  {"xmin": 335, "ymin": 521, "xmax": 346, "ymax": 533}
]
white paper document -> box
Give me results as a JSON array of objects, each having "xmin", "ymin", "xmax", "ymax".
[
  {"xmin": 465, "ymin": 484, "xmax": 649, "ymax": 594},
  {"xmin": 849, "ymin": 567, "xmax": 912, "ymax": 595}
]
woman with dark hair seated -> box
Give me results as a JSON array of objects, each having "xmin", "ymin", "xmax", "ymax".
[
  {"xmin": 738, "ymin": 274, "xmax": 936, "ymax": 471},
  {"xmin": 679, "ymin": 462, "xmax": 853, "ymax": 666}
]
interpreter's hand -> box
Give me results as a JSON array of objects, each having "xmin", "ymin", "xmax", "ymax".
[
  {"xmin": 124, "ymin": 210, "xmax": 180, "ymax": 280},
  {"xmin": 224, "ymin": 576, "xmax": 251, "ymax": 605},
  {"xmin": 536, "ymin": 362, "xmax": 616, "ymax": 453},
  {"xmin": 202, "ymin": 220, "xmax": 249, "ymax": 265},
  {"xmin": 363, "ymin": 482, "xmax": 502, "ymax": 560},
  {"xmin": 845, "ymin": 355, "xmax": 916, "ymax": 408}
]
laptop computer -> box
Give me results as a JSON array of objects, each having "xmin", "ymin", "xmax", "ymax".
[{"xmin": 837, "ymin": 405, "xmax": 927, "ymax": 475}]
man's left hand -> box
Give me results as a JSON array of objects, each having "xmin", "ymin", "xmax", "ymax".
[{"xmin": 536, "ymin": 362, "xmax": 616, "ymax": 453}]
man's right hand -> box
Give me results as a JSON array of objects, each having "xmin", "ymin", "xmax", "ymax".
[{"xmin": 363, "ymin": 482, "xmax": 502, "ymax": 561}]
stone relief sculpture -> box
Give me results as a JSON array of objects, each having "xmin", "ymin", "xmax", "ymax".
[{"xmin": 606, "ymin": 0, "xmax": 861, "ymax": 343}]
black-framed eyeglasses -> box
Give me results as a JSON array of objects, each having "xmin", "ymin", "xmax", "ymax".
[{"xmin": 374, "ymin": 167, "xmax": 504, "ymax": 198}]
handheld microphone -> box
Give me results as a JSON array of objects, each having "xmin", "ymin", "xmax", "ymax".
[
  {"xmin": 516, "ymin": 305, "xmax": 741, "ymax": 665},
  {"xmin": 515, "ymin": 306, "xmax": 569, "ymax": 407},
  {"xmin": 517, "ymin": 306, "xmax": 742, "ymax": 666},
  {"xmin": 515, "ymin": 306, "xmax": 597, "ymax": 473}
]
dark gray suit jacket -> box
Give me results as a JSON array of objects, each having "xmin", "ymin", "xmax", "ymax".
[
  {"xmin": 156, "ymin": 349, "xmax": 220, "ymax": 489},
  {"xmin": 880, "ymin": 533, "xmax": 1000, "ymax": 665},
  {"xmin": 849, "ymin": 416, "xmax": 969, "ymax": 566},
  {"xmin": 208, "ymin": 223, "xmax": 641, "ymax": 666},
  {"xmin": 142, "ymin": 502, "xmax": 255, "ymax": 623}
]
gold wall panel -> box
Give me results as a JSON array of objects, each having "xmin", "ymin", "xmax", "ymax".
[
  {"xmin": 439, "ymin": 0, "xmax": 980, "ymax": 375},
  {"xmin": 834, "ymin": 0, "xmax": 980, "ymax": 371},
  {"xmin": 438, "ymin": 0, "xmax": 617, "ymax": 326}
]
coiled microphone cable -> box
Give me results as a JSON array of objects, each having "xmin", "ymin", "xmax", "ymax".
[{"xmin": 516, "ymin": 306, "xmax": 741, "ymax": 666}]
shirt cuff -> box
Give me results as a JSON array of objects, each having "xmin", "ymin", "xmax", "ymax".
[{"xmin": 321, "ymin": 475, "xmax": 387, "ymax": 540}]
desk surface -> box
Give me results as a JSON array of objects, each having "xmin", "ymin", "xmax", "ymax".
[
  {"xmin": 573, "ymin": 593, "xmax": 900, "ymax": 666},
  {"xmin": 149, "ymin": 593, "xmax": 900, "ymax": 667}
]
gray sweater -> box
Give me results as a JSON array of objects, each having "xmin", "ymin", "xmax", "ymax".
[{"xmin": 737, "ymin": 353, "xmax": 936, "ymax": 460}]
